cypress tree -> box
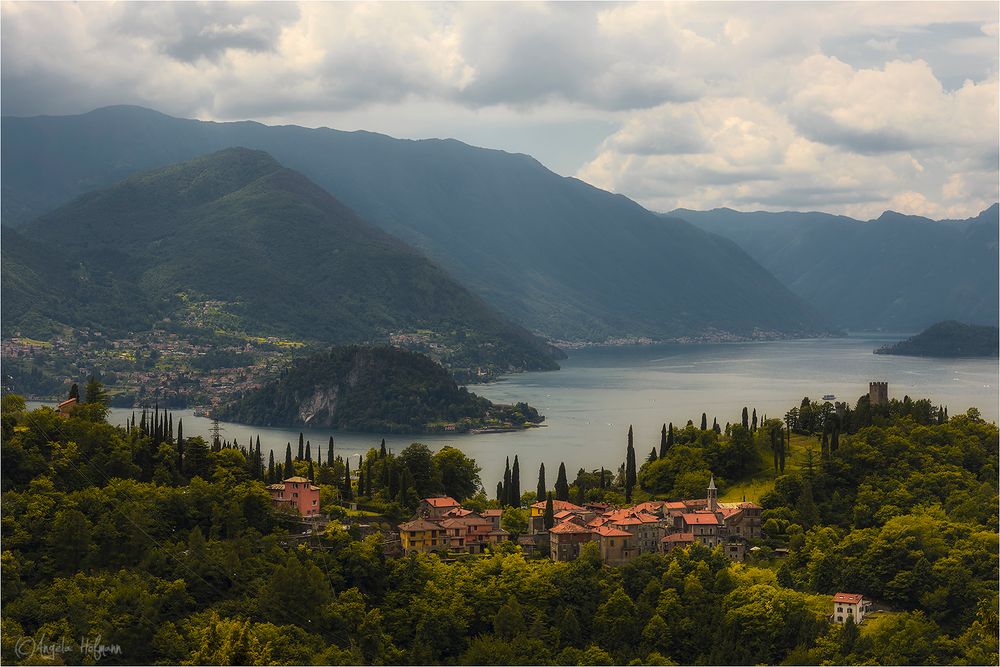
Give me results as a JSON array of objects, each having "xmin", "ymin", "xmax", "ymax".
[
  {"xmin": 308, "ymin": 460, "xmax": 315, "ymax": 483},
  {"xmin": 317, "ymin": 448, "xmax": 322, "ymax": 467},
  {"xmin": 536, "ymin": 463, "xmax": 546, "ymax": 501},
  {"xmin": 357, "ymin": 463, "xmax": 364, "ymax": 496},
  {"xmin": 511, "ymin": 455, "xmax": 521, "ymax": 506},
  {"xmin": 297, "ymin": 433, "xmax": 304, "ymax": 460},
  {"xmin": 305, "ymin": 441, "xmax": 312, "ymax": 462},
  {"xmin": 176, "ymin": 419, "xmax": 184, "ymax": 470},
  {"xmin": 713, "ymin": 417, "xmax": 721, "ymax": 434},
  {"xmin": 168, "ymin": 413, "xmax": 174, "ymax": 442},
  {"xmin": 380, "ymin": 438, "xmax": 387, "ymax": 458},
  {"xmin": 659, "ymin": 424, "xmax": 667, "ymax": 458},
  {"xmin": 343, "ymin": 459, "xmax": 353, "ymax": 500},
  {"xmin": 275, "ymin": 462, "xmax": 283, "ymax": 481},
  {"xmin": 543, "ymin": 492, "xmax": 555, "ymax": 530},
  {"xmin": 701, "ymin": 413, "xmax": 708, "ymax": 430},
  {"xmin": 68, "ymin": 383, "xmax": 80, "ymax": 401},
  {"xmin": 328, "ymin": 437, "xmax": 335, "ymax": 465},
  {"xmin": 742, "ymin": 407, "xmax": 749, "ymax": 430},
  {"xmin": 268, "ymin": 450, "xmax": 275, "ymax": 482},
  {"xmin": 554, "ymin": 462, "xmax": 569, "ymax": 501},
  {"xmin": 751, "ymin": 409, "xmax": 758, "ymax": 432},
  {"xmin": 365, "ymin": 459, "xmax": 373, "ymax": 496},
  {"xmin": 667, "ymin": 423, "xmax": 674, "ymax": 450},
  {"xmin": 502, "ymin": 457, "xmax": 512, "ymax": 507},
  {"xmin": 284, "ymin": 443, "xmax": 293, "ymax": 479},
  {"xmin": 625, "ymin": 425, "xmax": 636, "ymax": 503},
  {"xmin": 600, "ymin": 466, "xmax": 606, "ymax": 489},
  {"xmin": 647, "ymin": 448, "xmax": 658, "ymax": 464},
  {"xmin": 497, "ymin": 481, "xmax": 504, "ymax": 502}
]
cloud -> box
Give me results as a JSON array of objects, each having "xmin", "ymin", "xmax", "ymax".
[{"xmin": 1, "ymin": 1, "xmax": 997, "ymax": 218}]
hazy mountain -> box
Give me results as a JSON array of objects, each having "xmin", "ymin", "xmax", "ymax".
[
  {"xmin": 3, "ymin": 148, "xmax": 561, "ymax": 373},
  {"xmin": 2, "ymin": 105, "xmax": 834, "ymax": 341},
  {"xmin": 670, "ymin": 205, "xmax": 999, "ymax": 331},
  {"xmin": 874, "ymin": 321, "xmax": 999, "ymax": 358}
]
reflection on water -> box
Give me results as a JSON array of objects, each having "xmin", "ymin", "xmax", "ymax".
[{"xmin": 32, "ymin": 335, "xmax": 999, "ymax": 492}]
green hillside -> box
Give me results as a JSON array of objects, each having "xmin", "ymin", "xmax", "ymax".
[
  {"xmin": 2, "ymin": 105, "xmax": 836, "ymax": 342},
  {"xmin": 214, "ymin": 345, "xmax": 543, "ymax": 433},
  {"xmin": 3, "ymin": 148, "xmax": 561, "ymax": 374},
  {"xmin": 875, "ymin": 321, "xmax": 999, "ymax": 358}
]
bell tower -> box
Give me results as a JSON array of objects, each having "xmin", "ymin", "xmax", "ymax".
[{"xmin": 707, "ymin": 474, "xmax": 718, "ymax": 512}]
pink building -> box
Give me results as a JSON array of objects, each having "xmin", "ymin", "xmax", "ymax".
[{"xmin": 268, "ymin": 476, "xmax": 321, "ymax": 516}]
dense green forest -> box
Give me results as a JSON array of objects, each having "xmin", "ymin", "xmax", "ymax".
[
  {"xmin": 875, "ymin": 321, "xmax": 999, "ymax": 358},
  {"xmin": 1, "ymin": 387, "xmax": 996, "ymax": 665},
  {"xmin": 214, "ymin": 346, "xmax": 543, "ymax": 433}
]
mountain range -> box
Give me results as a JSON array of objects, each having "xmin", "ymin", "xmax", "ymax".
[
  {"xmin": 2, "ymin": 105, "xmax": 833, "ymax": 342},
  {"xmin": 670, "ymin": 205, "xmax": 999, "ymax": 331},
  {"xmin": 2, "ymin": 148, "xmax": 561, "ymax": 373}
]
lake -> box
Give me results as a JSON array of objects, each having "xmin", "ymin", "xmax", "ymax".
[{"xmin": 55, "ymin": 335, "xmax": 999, "ymax": 493}]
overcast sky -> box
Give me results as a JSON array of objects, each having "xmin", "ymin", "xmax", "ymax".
[{"xmin": 2, "ymin": 1, "xmax": 997, "ymax": 218}]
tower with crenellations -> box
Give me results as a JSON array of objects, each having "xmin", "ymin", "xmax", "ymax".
[{"xmin": 869, "ymin": 382, "xmax": 888, "ymax": 406}]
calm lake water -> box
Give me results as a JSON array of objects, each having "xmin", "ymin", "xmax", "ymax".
[{"xmin": 43, "ymin": 335, "xmax": 999, "ymax": 492}]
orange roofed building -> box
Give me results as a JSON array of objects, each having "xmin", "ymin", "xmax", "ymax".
[{"xmin": 267, "ymin": 476, "xmax": 321, "ymax": 517}]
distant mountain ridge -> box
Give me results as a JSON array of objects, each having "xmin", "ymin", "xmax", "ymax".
[
  {"xmin": 669, "ymin": 205, "xmax": 999, "ymax": 332},
  {"xmin": 1, "ymin": 105, "xmax": 835, "ymax": 342},
  {"xmin": 2, "ymin": 148, "xmax": 561, "ymax": 374}
]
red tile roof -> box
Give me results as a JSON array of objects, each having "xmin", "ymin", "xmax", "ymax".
[
  {"xmin": 398, "ymin": 519, "xmax": 443, "ymax": 532},
  {"xmin": 833, "ymin": 593, "xmax": 864, "ymax": 604},
  {"xmin": 595, "ymin": 525, "xmax": 633, "ymax": 538},
  {"xmin": 531, "ymin": 499, "xmax": 584, "ymax": 512},
  {"xmin": 682, "ymin": 512, "xmax": 720, "ymax": 525},
  {"xmin": 482, "ymin": 509, "xmax": 503, "ymax": 517},
  {"xmin": 549, "ymin": 521, "xmax": 593, "ymax": 534},
  {"xmin": 283, "ymin": 476, "xmax": 309, "ymax": 483},
  {"xmin": 422, "ymin": 496, "xmax": 460, "ymax": 507},
  {"xmin": 661, "ymin": 533, "xmax": 695, "ymax": 543}
]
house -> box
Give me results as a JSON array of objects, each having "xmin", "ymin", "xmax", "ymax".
[
  {"xmin": 267, "ymin": 476, "xmax": 321, "ymax": 516},
  {"xmin": 398, "ymin": 518, "xmax": 447, "ymax": 554},
  {"xmin": 56, "ymin": 397, "xmax": 78, "ymax": 417},
  {"xmin": 481, "ymin": 509, "xmax": 503, "ymax": 531},
  {"xmin": 548, "ymin": 521, "xmax": 597, "ymax": 561},
  {"xmin": 528, "ymin": 499, "xmax": 590, "ymax": 534},
  {"xmin": 419, "ymin": 496, "xmax": 462, "ymax": 519},
  {"xmin": 594, "ymin": 525, "xmax": 637, "ymax": 566},
  {"xmin": 833, "ymin": 593, "xmax": 871, "ymax": 624}
]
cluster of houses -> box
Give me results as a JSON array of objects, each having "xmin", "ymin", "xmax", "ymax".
[{"xmin": 396, "ymin": 476, "xmax": 763, "ymax": 565}]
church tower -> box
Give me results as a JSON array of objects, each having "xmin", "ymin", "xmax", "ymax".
[{"xmin": 707, "ymin": 474, "xmax": 718, "ymax": 512}]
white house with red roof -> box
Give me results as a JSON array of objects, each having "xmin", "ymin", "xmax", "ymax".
[
  {"xmin": 419, "ymin": 496, "xmax": 461, "ymax": 519},
  {"xmin": 833, "ymin": 593, "xmax": 871, "ymax": 624}
]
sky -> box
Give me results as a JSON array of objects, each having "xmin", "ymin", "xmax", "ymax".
[{"xmin": 2, "ymin": 1, "xmax": 998, "ymax": 219}]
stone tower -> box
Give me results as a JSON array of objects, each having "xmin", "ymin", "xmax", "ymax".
[
  {"xmin": 869, "ymin": 381, "xmax": 888, "ymax": 406},
  {"xmin": 707, "ymin": 474, "xmax": 718, "ymax": 512}
]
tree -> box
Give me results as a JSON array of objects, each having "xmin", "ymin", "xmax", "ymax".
[
  {"xmin": 647, "ymin": 447, "xmax": 658, "ymax": 464},
  {"xmin": 297, "ymin": 433, "xmax": 304, "ymax": 460},
  {"xmin": 343, "ymin": 458, "xmax": 353, "ymax": 500},
  {"xmin": 536, "ymin": 462, "xmax": 546, "ymax": 500},
  {"xmin": 502, "ymin": 457, "xmax": 512, "ymax": 507},
  {"xmin": 701, "ymin": 413, "xmax": 708, "ymax": 431},
  {"xmin": 544, "ymin": 492, "xmax": 555, "ymax": 530},
  {"xmin": 742, "ymin": 407, "xmax": 749, "ymax": 430},
  {"xmin": 625, "ymin": 426, "xmax": 636, "ymax": 503},
  {"xmin": 667, "ymin": 423, "xmax": 675, "ymax": 450},
  {"xmin": 176, "ymin": 419, "xmax": 185, "ymax": 471},
  {"xmin": 284, "ymin": 443, "xmax": 293, "ymax": 479},
  {"xmin": 433, "ymin": 446, "xmax": 481, "ymax": 501},
  {"xmin": 328, "ymin": 436, "xmax": 335, "ymax": 465},
  {"xmin": 593, "ymin": 587, "xmax": 639, "ymax": 656},
  {"xmin": 659, "ymin": 424, "xmax": 668, "ymax": 459},
  {"xmin": 496, "ymin": 481, "xmax": 504, "ymax": 502},
  {"xmin": 511, "ymin": 455, "xmax": 521, "ymax": 506},
  {"xmin": 380, "ymin": 438, "xmax": 387, "ymax": 458},
  {"xmin": 267, "ymin": 450, "xmax": 275, "ymax": 482},
  {"xmin": 84, "ymin": 375, "xmax": 107, "ymax": 405},
  {"xmin": 494, "ymin": 595, "xmax": 526, "ymax": 639},
  {"xmin": 305, "ymin": 441, "xmax": 311, "ymax": 462},
  {"xmin": 398, "ymin": 443, "xmax": 441, "ymax": 498},
  {"xmin": 752, "ymin": 409, "xmax": 758, "ymax": 432},
  {"xmin": 500, "ymin": 507, "xmax": 528, "ymax": 536},
  {"xmin": 68, "ymin": 383, "xmax": 80, "ymax": 401},
  {"xmin": 555, "ymin": 462, "xmax": 570, "ymax": 501}
]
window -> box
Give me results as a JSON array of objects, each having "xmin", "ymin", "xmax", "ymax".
[
  {"xmin": 836, "ymin": 616, "xmax": 843, "ymax": 622},
  {"xmin": 610, "ymin": 539, "xmax": 615, "ymax": 546},
  {"xmin": 837, "ymin": 607, "xmax": 843, "ymax": 612}
]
